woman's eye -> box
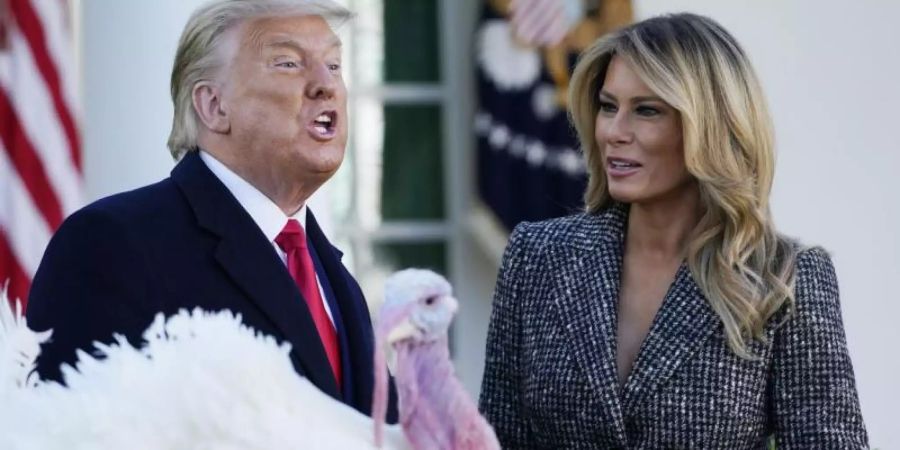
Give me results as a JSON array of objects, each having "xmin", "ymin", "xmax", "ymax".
[
  {"xmin": 598, "ymin": 101, "xmax": 617, "ymax": 114},
  {"xmin": 276, "ymin": 61, "xmax": 299, "ymax": 69},
  {"xmin": 328, "ymin": 63, "xmax": 341, "ymax": 72},
  {"xmin": 636, "ymin": 105, "xmax": 661, "ymax": 117}
]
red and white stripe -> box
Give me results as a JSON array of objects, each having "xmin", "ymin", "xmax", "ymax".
[
  {"xmin": 1, "ymin": 0, "xmax": 82, "ymax": 308},
  {"xmin": 508, "ymin": 0, "xmax": 570, "ymax": 47}
]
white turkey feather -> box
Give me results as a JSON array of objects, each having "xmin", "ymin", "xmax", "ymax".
[
  {"xmin": 0, "ymin": 299, "xmax": 410, "ymax": 450},
  {"xmin": 0, "ymin": 285, "xmax": 51, "ymax": 390}
]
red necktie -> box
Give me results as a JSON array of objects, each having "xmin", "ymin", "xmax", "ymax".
[{"xmin": 275, "ymin": 219, "xmax": 342, "ymax": 388}]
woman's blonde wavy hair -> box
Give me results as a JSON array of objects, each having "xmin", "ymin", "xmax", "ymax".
[{"xmin": 569, "ymin": 13, "xmax": 797, "ymax": 358}]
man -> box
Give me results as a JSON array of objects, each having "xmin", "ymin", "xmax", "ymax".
[{"xmin": 26, "ymin": 0, "xmax": 397, "ymax": 421}]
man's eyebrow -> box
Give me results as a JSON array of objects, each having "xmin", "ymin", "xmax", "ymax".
[
  {"xmin": 264, "ymin": 39, "xmax": 303, "ymax": 53},
  {"xmin": 263, "ymin": 36, "xmax": 343, "ymax": 52}
]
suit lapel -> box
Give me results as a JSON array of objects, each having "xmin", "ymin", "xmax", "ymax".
[
  {"xmin": 171, "ymin": 152, "xmax": 340, "ymax": 398},
  {"xmin": 621, "ymin": 262, "xmax": 719, "ymax": 412},
  {"xmin": 546, "ymin": 207, "xmax": 628, "ymax": 446},
  {"xmin": 305, "ymin": 209, "xmax": 378, "ymax": 415}
]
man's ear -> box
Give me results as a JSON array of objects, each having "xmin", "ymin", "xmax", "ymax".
[{"xmin": 192, "ymin": 81, "xmax": 230, "ymax": 134}]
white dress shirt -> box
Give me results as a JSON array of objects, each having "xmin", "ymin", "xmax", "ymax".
[{"xmin": 200, "ymin": 151, "xmax": 335, "ymax": 325}]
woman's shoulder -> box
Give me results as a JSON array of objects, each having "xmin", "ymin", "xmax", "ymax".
[
  {"xmin": 509, "ymin": 213, "xmax": 594, "ymax": 243},
  {"xmin": 794, "ymin": 245, "xmax": 839, "ymax": 300},
  {"xmin": 775, "ymin": 235, "xmax": 836, "ymax": 282},
  {"xmin": 508, "ymin": 205, "xmax": 626, "ymax": 252},
  {"xmin": 775, "ymin": 235, "xmax": 840, "ymax": 310}
]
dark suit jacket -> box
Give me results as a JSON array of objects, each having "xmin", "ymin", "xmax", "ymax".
[
  {"xmin": 27, "ymin": 151, "xmax": 397, "ymax": 421},
  {"xmin": 479, "ymin": 205, "xmax": 867, "ymax": 449}
]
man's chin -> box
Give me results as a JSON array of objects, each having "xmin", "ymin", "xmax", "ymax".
[
  {"xmin": 304, "ymin": 160, "xmax": 343, "ymax": 181},
  {"xmin": 294, "ymin": 142, "xmax": 344, "ymax": 168}
]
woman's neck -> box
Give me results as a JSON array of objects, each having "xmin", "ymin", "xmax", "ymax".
[{"xmin": 625, "ymin": 184, "xmax": 702, "ymax": 261}]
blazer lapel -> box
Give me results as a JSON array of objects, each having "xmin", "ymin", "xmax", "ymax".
[
  {"xmin": 545, "ymin": 204, "xmax": 722, "ymax": 445},
  {"xmin": 620, "ymin": 258, "xmax": 720, "ymax": 413},
  {"xmin": 546, "ymin": 207, "xmax": 628, "ymax": 446},
  {"xmin": 171, "ymin": 152, "xmax": 340, "ymax": 398}
]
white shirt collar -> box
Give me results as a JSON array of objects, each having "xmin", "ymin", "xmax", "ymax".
[{"xmin": 200, "ymin": 151, "xmax": 306, "ymax": 242}]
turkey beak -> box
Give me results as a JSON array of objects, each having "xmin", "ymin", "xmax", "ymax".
[
  {"xmin": 387, "ymin": 318, "xmax": 419, "ymax": 345},
  {"xmin": 446, "ymin": 296, "xmax": 459, "ymax": 314}
]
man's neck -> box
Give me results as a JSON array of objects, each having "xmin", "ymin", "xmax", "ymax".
[{"xmin": 200, "ymin": 146, "xmax": 315, "ymax": 216}]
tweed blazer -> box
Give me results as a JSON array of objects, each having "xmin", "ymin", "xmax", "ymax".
[{"xmin": 479, "ymin": 205, "xmax": 867, "ymax": 449}]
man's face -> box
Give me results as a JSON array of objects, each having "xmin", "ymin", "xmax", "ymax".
[{"xmin": 220, "ymin": 15, "xmax": 347, "ymax": 189}]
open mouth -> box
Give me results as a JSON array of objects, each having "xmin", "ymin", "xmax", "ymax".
[
  {"xmin": 607, "ymin": 157, "xmax": 642, "ymax": 176},
  {"xmin": 308, "ymin": 110, "xmax": 337, "ymax": 141}
]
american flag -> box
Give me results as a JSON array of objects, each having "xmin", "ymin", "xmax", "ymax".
[
  {"xmin": 0, "ymin": 0, "xmax": 82, "ymax": 308},
  {"xmin": 475, "ymin": 0, "xmax": 631, "ymax": 231},
  {"xmin": 475, "ymin": 0, "xmax": 588, "ymax": 231}
]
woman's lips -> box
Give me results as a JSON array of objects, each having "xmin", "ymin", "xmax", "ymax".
[{"xmin": 606, "ymin": 156, "xmax": 642, "ymax": 178}]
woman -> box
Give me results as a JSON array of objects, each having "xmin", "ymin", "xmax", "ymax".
[{"xmin": 479, "ymin": 13, "xmax": 867, "ymax": 449}]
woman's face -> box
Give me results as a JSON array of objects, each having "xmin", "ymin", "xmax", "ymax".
[{"xmin": 595, "ymin": 55, "xmax": 693, "ymax": 206}]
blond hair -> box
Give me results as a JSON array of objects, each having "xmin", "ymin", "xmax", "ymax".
[
  {"xmin": 569, "ymin": 13, "xmax": 797, "ymax": 358},
  {"xmin": 167, "ymin": 0, "xmax": 352, "ymax": 160}
]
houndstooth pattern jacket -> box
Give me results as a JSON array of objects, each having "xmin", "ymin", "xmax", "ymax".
[{"xmin": 479, "ymin": 205, "xmax": 868, "ymax": 449}]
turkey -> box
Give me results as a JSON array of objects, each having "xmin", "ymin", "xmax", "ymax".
[
  {"xmin": 0, "ymin": 286, "xmax": 410, "ymax": 450},
  {"xmin": 0, "ymin": 269, "xmax": 498, "ymax": 450},
  {"xmin": 372, "ymin": 269, "xmax": 500, "ymax": 450}
]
